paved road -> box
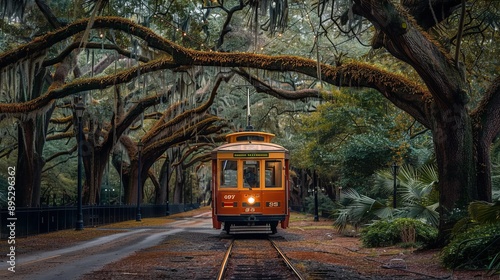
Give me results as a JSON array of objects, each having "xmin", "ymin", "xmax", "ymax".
[{"xmin": 0, "ymin": 212, "xmax": 217, "ymax": 280}]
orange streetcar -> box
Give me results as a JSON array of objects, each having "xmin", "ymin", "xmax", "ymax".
[{"xmin": 211, "ymin": 130, "xmax": 290, "ymax": 234}]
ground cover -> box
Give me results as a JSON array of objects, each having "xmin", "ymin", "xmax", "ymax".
[{"xmin": 7, "ymin": 207, "xmax": 497, "ymax": 279}]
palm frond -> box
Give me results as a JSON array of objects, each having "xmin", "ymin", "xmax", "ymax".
[
  {"xmin": 347, "ymin": 195, "xmax": 376, "ymax": 222},
  {"xmin": 372, "ymin": 205, "xmax": 394, "ymax": 220},
  {"xmin": 403, "ymin": 203, "xmax": 440, "ymax": 227},
  {"xmin": 468, "ymin": 201, "xmax": 500, "ymax": 224},
  {"xmin": 334, "ymin": 188, "xmax": 393, "ymax": 231},
  {"xmin": 398, "ymin": 164, "xmax": 419, "ymax": 183},
  {"xmin": 418, "ymin": 164, "xmax": 439, "ymax": 186},
  {"xmin": 399, "ymin": 180, "xmax": 426, "ymax": 203}
]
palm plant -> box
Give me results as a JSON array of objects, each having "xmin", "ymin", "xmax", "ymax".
[
  {"xmin": 334, "ymin": 188, "xmax": 392, "ymax": 233},
  {"xmin": 468, "ymin": 200, "xmax": 500, "ymax": 224},
  {"xmin": 459, "ymin": 149, "xmax": 500, "ymax": 231},
  {"xmin": 394, "ymin": 164, "xmax": 440, "ymax": 227},
  {"xmin": 334, "ymin": 164, "xmax": 440, "ymax": 232},
  {"xmin": 445, "ymin": 200, "xmax": 500, "ymax": 274}
]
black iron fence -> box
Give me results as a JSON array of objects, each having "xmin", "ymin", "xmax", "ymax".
[{"xmin": 0, "ymin": 203, "xmax": 199, "ymax": 239}]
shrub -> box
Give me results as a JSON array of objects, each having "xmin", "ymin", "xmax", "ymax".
[
  {"xmin": 304, "ymin": 192, "xmax": 336, "ymax": 216},
  {"xmin": 441, "ymin": 222, "xmax": 500, "ymax": 270},
  {"xmin": 360, "ymin": 218, "xmax": 438, "ymax": 248}
]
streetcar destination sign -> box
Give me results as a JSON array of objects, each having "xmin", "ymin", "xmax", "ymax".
[{"xmin": 233, "ymin": 152, "xmax": 269, "ymax": 157}]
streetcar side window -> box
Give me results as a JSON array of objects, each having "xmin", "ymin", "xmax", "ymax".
[
  {"xmin": 243, "ymin": 160, "xmax": 260, "ymax": 188},
  {"xmin": 265, "ymin": 160, "xmax": 282, "ymax": 188},
  {"xmin": 220, "ymin": 160, "xmax": 238, "ymax": 188}
]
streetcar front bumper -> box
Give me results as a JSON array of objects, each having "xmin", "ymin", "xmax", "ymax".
[{"xmin": 217, "ymin": 214, "xmax": 286, "ymax": 224}]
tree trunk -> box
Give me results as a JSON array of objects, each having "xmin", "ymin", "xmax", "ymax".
[
  {"xmin": 173, "ymin": 164, "xmax": 184, "ymax": 204},
  {"xmin": 474, "ymin": 139, "xmax": 493, "ymax": 202},
  {"xmin": 14, "ymin": 64, "xmax": 51, "ymax": 207},
  {"xmin": 125, "ymin": 158, "xmax": 148, "ymax": 205},
  {"xmin": 156, "ymin": 159, "xmax": 170, "ymax": 205},
  {"xmin": 470, "ymin": 76, "xmax": 500, "ymax": 203},
  {"xmin": 16, "ymin": 120, "xmax": 38, "ymax": 207},
  {"xmin": 126, "ymin": 162, "xmax": 140, "ymax": 205},
  {"xmin": 82, "ymin": 146, "xmax": 109, "ymax": 205},
  {"xmin": 121, "ymin": 169, "xmax": 132, "ymax": 205},
  {"xmin": 111, "ymin": 150, "xmax": 127, "ymax": 204},
  {"xmin": 431, "ymin": 103, "xmax": 477, "ymax": 234},
  {"xmin": 16, "ymin": 108, "xmax": 53, "ymax": 207}
]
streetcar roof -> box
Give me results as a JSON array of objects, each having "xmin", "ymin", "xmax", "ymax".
[
  {"xmin": 224, "ymin": 131, "xmax": 275, "ymax": 143},
  {"xmin": 212, "ymin": 142, "xmax": 288, "ymax": 153},
  {"xmin": 212, "ymin": 131, "xmax": 288, "ymax": 154}
]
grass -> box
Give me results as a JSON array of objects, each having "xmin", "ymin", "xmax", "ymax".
[
  {"xmin": 289, "ymin": 225, "xmax": 334, "ymax": 230},
  {"xmin": 289, "ymin": 212, "xmax": 317, "ymax": 222}
]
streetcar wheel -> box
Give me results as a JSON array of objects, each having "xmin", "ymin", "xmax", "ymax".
[
  {"xmin": 271, "ymin": 223, "xmax": 278, "ymax": 234},
  {"xmin": 224, "ymin": 223, "xmax": 231, "ymax": 234}
]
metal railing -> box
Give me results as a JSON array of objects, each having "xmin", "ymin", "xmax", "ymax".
[{"xmin": 0, "ymin": 203, "xmax": 199, "ymax": 239}]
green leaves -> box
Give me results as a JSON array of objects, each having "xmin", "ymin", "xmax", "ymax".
[
  {"xmin": 376, "ymin": 164, "xmax": 440, "ymax": 227},
  {"xmin": 468, "ymin": 201, "xmax": 500, "ymax": 224},
  {"xmin": 441, "ymin": 222, "xmax": 500, "ymax": 270},
  {"xmin": 360, "ymin": 218, "xmax": 438, "ymax": 248},
  {"xmin": 294, "ymin": 88, "xmax": 401, "ymax": 182},
  {"xmin": 333, "ymin": 188, "xmax": 392, "ymax": 232}
]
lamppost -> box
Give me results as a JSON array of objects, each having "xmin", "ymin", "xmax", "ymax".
[
  {"xmin": 165, "ymin": 158, "xmax": 170, "ymax": 216},
  {"xmin": 119, "ymin": 150, "xmax": 123, "ymax": 205},
  {"xmin": 136, "ymin": 140, "xmax": 143, "ymax": 221},
  {"xmin": 312, "ymin": 171, "xmax": 319, "ymax": 222},
  {"xmin": 391, "ymin": 162, "xmax": 400, "ymax": 208},
  {"xmin": 74, "ymin": 99, "xmax": 85, "ymax": 230},
  {"xmin": 313, "ymin": 186, "xmax": 319, "ymax": 221},
  {"xmin": 104, "ymin": 187, "xmax": 115, "ymax": 204}
]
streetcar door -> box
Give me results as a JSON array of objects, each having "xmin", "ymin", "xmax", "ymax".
[
  {"xmin": 243, "ymin": 160, "xmax": 260, "ymax": 189},
  {"xmin": 241, "ymin": 160, "xmax": 262, "ymax": 213}
]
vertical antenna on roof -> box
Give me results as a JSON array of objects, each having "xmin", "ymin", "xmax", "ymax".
[{"xmin": 246, "ymin": 87, "xmax": 254, "ymax": 131}]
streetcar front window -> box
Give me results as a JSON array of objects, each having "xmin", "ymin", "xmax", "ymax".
[
  {"xmin": 220, "ymin": 160, "xmax": 237, "ymax": 188},
  {"xmin": 265, "ymin": 160, "xmax": 282, "ymax": 188},
  {"xmin": 243, "ymin": 160, "xmax": 260, "ymax": 189}
]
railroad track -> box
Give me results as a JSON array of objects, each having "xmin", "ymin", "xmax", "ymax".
[{"xmin": 217, "ymin": 236, "xmax": 305, "ymax": 280}]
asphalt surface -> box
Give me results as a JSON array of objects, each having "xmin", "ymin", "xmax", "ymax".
[{"xmin": 0, "ymin": 212, "xmax": 217, "ymax": 279}]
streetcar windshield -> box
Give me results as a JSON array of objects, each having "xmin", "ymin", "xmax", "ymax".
[
  {"xmin": 220, "ymin": 160, "xmax": 237, "ymax": 188},
  {"xmin": 265, "ymin": 160, "xmax": 282, "ymax": 188},
  {"xmin": 243, "ymin": 160, "xmax": 260, "ymax": 189}
]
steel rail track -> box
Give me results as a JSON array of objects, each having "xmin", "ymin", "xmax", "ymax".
[
  {"xmin": 216, "ymin": 237, "xmax": 305, "ymax": 280},
  {"xmin": 217, "ymin": 239, "xmax": 235, "ymax": 280},
  {"xmin": 268, "ymin": 238, "xmax": 305, "ymax": 280}
]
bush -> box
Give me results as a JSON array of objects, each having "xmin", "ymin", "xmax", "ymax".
[
  {"xmin": 304, "ymin": 192, "xmax": 336, "ymax": 216},
  {"xmin": 441, "ymin": 222, "xmax": 500, "ymax": 270},
  {"xmin": 360, "ymin": 218, "xmax": 438, "ymax": 248}
]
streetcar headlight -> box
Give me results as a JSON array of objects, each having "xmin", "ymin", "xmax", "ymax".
[{"xmin": 247, "ymin": 196, "xmax": 255, "ymax": 205}]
